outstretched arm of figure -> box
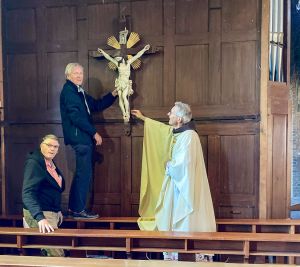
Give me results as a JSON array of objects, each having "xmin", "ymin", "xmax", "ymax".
[
  {"xmin": 127, "ymin": 44, "xmax": 150, "ymax": 64},
  {"xmin": 98, "ymin": 48, "xmax": 118, "ymax": 66},
  {"xmin": 131, "ymin": 109, "xmax": 146, "ymax": 121}
]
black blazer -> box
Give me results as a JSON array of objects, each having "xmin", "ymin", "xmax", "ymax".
[
  {"xmin": 22, "ymin": 149, "xmax": 65, "ymax": 222},
  {"xmin": 60, "ymin": 79, "xmax": 116, "ymax": 146}
]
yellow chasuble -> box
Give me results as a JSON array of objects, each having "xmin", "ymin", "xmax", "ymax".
[
  {"xmin": 138, "ymin": 118, "xmax": 216, "ymax": 233},
  {"xmin": 138, "ymin": 118, "xmax": 173, "ymax": 230}
]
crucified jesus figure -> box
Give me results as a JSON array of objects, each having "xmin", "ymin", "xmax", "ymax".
[{"xmin": 98, "ymin": 44, "xmax": 150, "ymax": 122}]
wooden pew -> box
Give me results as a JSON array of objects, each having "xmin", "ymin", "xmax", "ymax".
[
  {"xmin": 0, "ymin": 215, "xmax": 139, "ymax": 229},
  {"xmin": 2, "ymin": 215, "xmax": 300, "ymax": 263},
  {"xmin": 0, "ymin": 215, "xmax": 23, "ymax": 227},
  {"xmin": 63, "ymin": 217, "xmax": 139, "ymax": 230},
  {"xmin": 2, "ymin": 215, "xmax": 300, "ymax": 234},
  {"xmin": 1, "ymin": 227, "xmax": 300, "ymax": 264},
  {"xmin": 0, "ymin": 255, "xmax": 291, "ymax": 267},
  {"xmin": 216, "ymin": 218, "xmax": 300, "ymax": 234}
]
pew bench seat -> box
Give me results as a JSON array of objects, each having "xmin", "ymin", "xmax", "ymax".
[
  {"xmin": 1, "ymin": 227, "xmax": 300, "ymax": 263},
  {"xmin": 0, "ymin": 255, "xmax": 291, "ymax": 267},
  {"xmin": 2, "ymin": 215, "xmax": 300, "ymax": 234}
]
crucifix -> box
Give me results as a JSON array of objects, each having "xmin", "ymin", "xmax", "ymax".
[{"xmin": 90, "ymin": 16, "xmax": 159, "ymax": 124}]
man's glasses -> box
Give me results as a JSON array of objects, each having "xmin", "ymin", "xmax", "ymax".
[{"xmin": 43, "ymin": 143, "xmax": 59, "ymax": 149}]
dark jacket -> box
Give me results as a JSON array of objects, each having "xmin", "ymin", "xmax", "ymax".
[
  {"xmin": 60, "ymin": 79, "xmax": 116, "ymax": 145},
  {"xmin": 22, "ymin": 149, "xmax": 65, "ymax": 222}
]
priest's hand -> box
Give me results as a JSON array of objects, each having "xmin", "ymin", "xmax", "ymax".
[{"xmin": 131, "ymin": 110, "xmax": 146, "ymax": 121}]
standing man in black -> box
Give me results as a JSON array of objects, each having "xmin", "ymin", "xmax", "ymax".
[{"xmin": 60, "ymin": 63, "xmax": 117, "ymax": 219}]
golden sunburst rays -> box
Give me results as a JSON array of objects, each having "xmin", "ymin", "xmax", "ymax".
[
  {"xmin": 126, "ymin": 33, "xmax": 142, "ymax": 69},
  {"xmin": 127, "ymin": 55, "xmax": 141, "ymax": 70},
  {"xmin": 107, "ymin": 36, "xmax": 121, "ymax": 49},
  {"xmin": 104, "ymin": 30, "xmax": 143, "ymax": 70},
  {"xmin": 127, "ymin": 32, "xmax": 140, "ymax": 48}
]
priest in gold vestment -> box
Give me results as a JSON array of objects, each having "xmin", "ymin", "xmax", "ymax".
[{"xmin": 132, "ymin": 102, "xmax": 216, "ymax": 261}]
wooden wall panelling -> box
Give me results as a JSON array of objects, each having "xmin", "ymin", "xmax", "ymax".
[
  {"xmin": 47, "ymin": 51, "xmax": 79, "ymax": 116},
  {"xmin": 222, "ymin": 0, "xmax": 257, "ymax": 32},
  {"xmin": 163, "ymin": 0, "xmax": 175, "ymax": 107},
  {"xmin": 271, "ymin": 114, "xmax": 287, "ymax": 218},
  {"xmin": 175, "ymin": 0, "xmax": 209, "ymax": 107},
  {"xmin": 46, "ymin": 4, "xmax": 78, "ymax": 120},
  {"xmin": 4, "ymin": 125, "xmax": 66, "ymax": 214},
  {"xmin": 199, "ymin": 135, "xmax": 208, "ymax": 170},
  {"xmin": 260, "ymin": 0, "xmax": 291, "ymax": 219},
  {"xmin": 3, "ymin": 120, "xmax": 260, "ymax": 218},
  {"xmin": 1, "ymin": 0, "xmax": 261, "ymax": 218},
  {"xmin": 131, "ymin": 0, "xmax": 163, "ymax": 36},
  {"xmin": 87, "ymin": 2, "xmax": 119, "ymax": 41},
  {"xmin": 133, "ymin": 53, "xmax": 164, "ymax": 108},
  {"xmin": 5, "ymin": 3, "xmax": 81, "ymax": 122},
  {"xmin": 221, "ymin": 42, "xmax": 257, "ymax": 106},
  {"xmin": 6, "ymin": 54, "xmax": 39, "ymax": 121},
  {"xmin": 6, "ymin": 7, "xmax": 36, "ymax": 44},
  {"xmin": 120, "ymin": 135, "xmax": 132, "ymax": 216},
  {"xmin": 0, "ymin": 2, "xmax": 3, "ymax": 214},
  {"xmin": 36, "ymin": 4, "xmax": 47, "ymax": 123},
  {"xmin": 200, "ymin": 121, "xmax": 259, "ymax": 218},
  {"xmin": 219, "ymin": 134, "xmax": 258, "ymax": 218},
  {"xmin": 129, "ymin": 121, "xmax": 259, "ymax": 219},
  {"xmin": 92, "ymin": 133, "xmax": 122, "ymax": 216},
  {"xmin": 0, "ymin": 126, "xmax": 3, "ymax": 214},
  {"xmin": 3, "ymin": 123, "xmax": 131, "ymax": 216},
  {"xmin": 91, "ymin": 124, "xmax": 137, "ymax": 216},
  {"xmin": 131, "ymin": 124, "xmax": 144, "ymax": 216},
  {"xmin": 267, "ymin": 82, "xmax": 290, "ymax": 218},
  {"xmin": 131, "ymin": 135, "xmax": 143, "ymax": 216},
  {"xmin": 131, "ymin": 0, "xmax": 164, "ymax": 108},
  {"xmin": 175, "ymin": 45, "xmax": 209, "ymax": 105},
  {"xmin": 207, "ymin": 135, "xmax": 221, "ymax": 214},
  {"xmin": 220, "ymin": 0, "xmax": 259, "ymax": 117},
  {"xmin": 259, "ymin": 0, "xmax": 269, "ymax": 219},
  {"xmin": 208, "ymin": 7, "xmax": 221, "ymax": 105},
  {"xmin": 47, "ymin": 6, "xmax": 77, "ymax": 42},
  {"xmin": 175, "ymin": 0, "xmax": 208, "ymax": 34}
]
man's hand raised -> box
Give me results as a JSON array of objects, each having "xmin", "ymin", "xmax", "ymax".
[{"xmin": 94, "ymin": 132, "xmax": 103, "ymax": 146}]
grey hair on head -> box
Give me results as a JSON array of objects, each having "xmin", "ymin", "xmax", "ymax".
[
  {"xmin": 41, "ymin": 134, "xmax": 59, "ymax": 145},
  {"xmin": 174, "ymin": 102, "xmax": 192, "ymax": 124},
  {"xmin": 65, "ymin": 63, "xmax": 83, "ymax": 79}
]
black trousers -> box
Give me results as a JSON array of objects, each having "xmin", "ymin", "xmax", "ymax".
[{"xmin": 68, "ymin": 144, "xmax": 93, "ymax": 212}]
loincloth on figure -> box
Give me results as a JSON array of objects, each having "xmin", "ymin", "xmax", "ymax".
[{"xmin": 115, "ymin": 78, "xmax": 133, "ymax": 96}]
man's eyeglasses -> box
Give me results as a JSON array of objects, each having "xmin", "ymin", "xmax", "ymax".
[{"xmin": 43, "ymin": 143, "xmax": 59, "ymax": 149}]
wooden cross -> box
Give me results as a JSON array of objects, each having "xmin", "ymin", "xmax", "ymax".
[{"xmin": 90, "ymin": 16, "xmax": 160, "ymax": 134}]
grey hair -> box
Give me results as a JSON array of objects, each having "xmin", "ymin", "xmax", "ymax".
[
  {"xmin": 65, "ymin": 63, "xmax": 83, "ymax": 79},
  {"xmin": 174, "ymin": 102, "xmax": 192, "ymax": 124},
  {"xmin": 41, "ymin": 134, "xmax": 59, "ymax": 145}
]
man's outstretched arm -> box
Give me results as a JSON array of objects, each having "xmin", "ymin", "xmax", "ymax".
[{"xmin": 131, "ymin": 109, "xmax": 146, "ymax": 121}]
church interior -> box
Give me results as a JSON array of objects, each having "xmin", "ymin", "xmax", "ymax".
[{"xmin": 0, "ymin": 0, "xmax": 299, "ymax": 266}]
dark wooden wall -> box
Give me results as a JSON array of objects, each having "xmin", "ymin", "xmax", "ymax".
[{"xmin": 1, "ymin": 0, "xmax": 260, "ymax": 218}]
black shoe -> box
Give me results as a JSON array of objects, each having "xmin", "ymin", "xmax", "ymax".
[{"xmin": 71, "ymin": 210, "xmax": 99, "ymax": 219}]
